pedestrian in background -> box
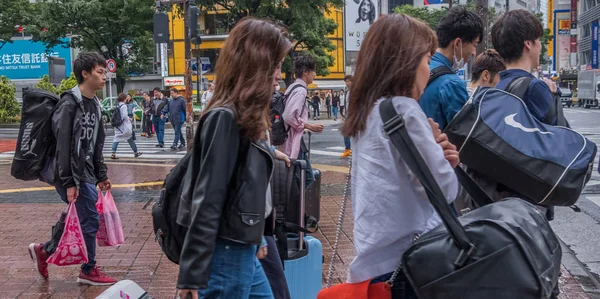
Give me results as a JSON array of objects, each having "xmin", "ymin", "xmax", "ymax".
[
  {"xmin": 111, "ymin": 93, "xmax": 143, "ymax": 159},
  {"xmin": 161, "ymin": 88, "xmax": 187, "ymax": 150},
  {"xmin": 311, "ymin": 91, "xmax": 321, "ymax": 120},
  {"xmin": 331, "ymin": 91, "xmax": 340, "ymax": 121},
  {"xmin": 325, "ymin": 91, "xmax": 332, "ymax": 119},
  {"xmin": 151, "ymin": 87, "xmax": 169, "ymax": 148},
  {"xmin": 141, "ymin": 92, "xmax": 155, "ymax": 138}
]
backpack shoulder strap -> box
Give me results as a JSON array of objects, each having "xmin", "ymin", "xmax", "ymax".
[
  {"xmin": 504, "ymin": 76, "xmax": 532, "ymax": 100},
  {"xmin": 427, "ymin": 65, "xmax": 456, "ymax": 86}
]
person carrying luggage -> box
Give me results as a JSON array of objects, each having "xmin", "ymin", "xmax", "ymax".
[
  {"xmin": 483, "ymin": 9, "xmax": 568, "ymax": 222},
  {"xmin": 176, "ymin": 18, "xmax": 292, "ymax": 299},
  {"xmin": 340, "ymin": 14, "xmax": 460, "ymax": 298}
]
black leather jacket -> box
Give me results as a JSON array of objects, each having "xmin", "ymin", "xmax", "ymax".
[
  {"xmin": 50, "ymin": 86, "xmax": 108, "ymax": 188},
  {"xmin": 177, "ymin": 107, "xmax": 274, "ymax": 290}
]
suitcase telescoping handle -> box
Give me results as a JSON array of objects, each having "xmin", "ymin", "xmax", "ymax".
[
  {"xmin": 379, "ymin": 98, "xmax": 475, "ymax": 267},
  {"xmin": 304, "ymin": 130, "xmax": 312, "ymax": 160},
  {"xmin": 296, "ymin": 159, "xmax": 307, "ymax": 251}
]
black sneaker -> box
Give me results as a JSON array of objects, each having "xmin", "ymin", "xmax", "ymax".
[
  {"xmin": 134, "ymin": 152, "xmax": 143, "ymax": 158},
  {"xmin": 155, "ymin": 144, "xmax": 161, "ymax": 147},
  {"xmin": 170, "ymin": 146, "xmax": 177, "ymax": 150},
  {"xmin": 178, "ymin": 145, "xmax": 185, "ymax": 150}
]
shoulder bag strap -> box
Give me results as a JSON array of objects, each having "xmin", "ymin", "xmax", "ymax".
[
  {"xmin": 379, "ymin": 98, "xmax": 474, "ymax": 266},
  {"xmin": 505, "ymin": 77, "xmax": 532, "ymax": 100},
  {"xmin": 454, "ymin": 167, "xmax": 494, "ymax": 208},
  {"xmin": 427, "ymin": 65, "xmax": 456, "ymax": 86}
]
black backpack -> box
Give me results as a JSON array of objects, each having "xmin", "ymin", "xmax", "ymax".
[
  {"xmin": 270, "ymin": 84, "xmax": 307, "ymax": 146},
  {"xmin": 151, "ymin": 152, "xmax": 192, "ymax": 264},
  {"xmin": 11, "ymin": 88, "xmax": 60, "ymax": 181},
  {"xmin": 110, "ymin": 104, "xmax": 123, "ymax": 128}
]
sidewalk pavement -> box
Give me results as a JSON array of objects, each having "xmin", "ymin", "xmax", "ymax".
[{"xmin": 0, "ymin": 161, "xmax": 591, "ymax": 298}]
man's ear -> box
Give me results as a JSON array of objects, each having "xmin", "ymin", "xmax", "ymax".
[{"xmin": 524, "ymin": 40, "xmax": 533, "ymax": 52}]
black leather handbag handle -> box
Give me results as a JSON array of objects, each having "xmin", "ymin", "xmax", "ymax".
[
  {"xmin": 379, "ymin": 98, "xmax": 475, "ymax": 266},
  {"xmin": 454, "ymin": 167, "xmax": 495, "ymax": 208}
]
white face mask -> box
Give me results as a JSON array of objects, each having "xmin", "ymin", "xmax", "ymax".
[{"xmin": 452, "ymin": 40, "xmax": 465, "ymax": 70}]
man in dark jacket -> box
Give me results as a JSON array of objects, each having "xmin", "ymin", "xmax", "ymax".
[
  {"xmin": 162, "ymin": 88, "xmax": 187, "ymax": 150},
  {"xmin": 28, "ymin": 52, "xmax": 117, "ymax": 286},
  {"xmin": 151, "ymin": 87, "xmax": 169, "ymax": 148}
]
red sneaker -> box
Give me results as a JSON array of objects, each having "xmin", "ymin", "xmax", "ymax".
[
  {"xmin": 77, "ymin": 266, "xmax": 117, "ymax": 286},
  {"xmin": 28, "ymin": 243, "xmax": 49, "ymax": 279}
]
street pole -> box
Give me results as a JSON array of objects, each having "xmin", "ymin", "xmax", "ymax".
[
  {"xmin": 183, "ymin": 0, "xmax": 194, "ymax": 151},
  {"xmin": 196, "ymin": 43, "xmax": 201, "ymax": 108}
]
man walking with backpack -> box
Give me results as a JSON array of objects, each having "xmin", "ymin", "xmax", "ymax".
[
  {"xmin": 28, "ymin": 52, "xmax": 117, "ymax": 285},
  {"xmin": 280, "ymin": 55, "xmax": 324, "ymax": 159}
]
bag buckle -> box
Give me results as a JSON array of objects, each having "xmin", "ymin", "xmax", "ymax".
[
  {"xmin": 382, "ymin": 114, "xmax": 405, "ymax": 134},
  {"xmin": 454, "ymin": 243, "xmax": 475, "ymax": 267}
]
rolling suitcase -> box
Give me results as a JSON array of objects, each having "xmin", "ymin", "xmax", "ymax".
[
  {"xmin": 287, "ymin": 131, "xmax": 321, "ymax": 226},
  {"xmin": 284, "ymin": 159, "xmax": 323, "ymax": 299}
]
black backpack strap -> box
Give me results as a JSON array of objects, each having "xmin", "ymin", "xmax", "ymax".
[
  {"xmin": 505, "ymin": 77, "xmax": 532, "ymax": 100},
  {"xmin": 454, "ymin": 167, "xmax": 494, "ymax": 208},
  {"xmin": 273, "ymin": 159, "xmax": 295, "ymax": 266},
  {"xmin": 428, "ymin": 66, "xmax": 456, "ymax": 86}
]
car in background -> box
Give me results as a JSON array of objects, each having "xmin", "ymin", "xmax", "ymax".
[
  {"xmin": 100, "ymin": 97, "xmax": 144, "ymax": 124},
  {"xmin": 560, "ymin": 89, "xmax": 574, "ymax": 107}
]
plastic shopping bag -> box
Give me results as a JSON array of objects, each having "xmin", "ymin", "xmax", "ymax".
[
  {"xmin": 46, "ymin": 203, "xmax": 89, "ymax": 266},
  {"xmin": 96, "ymin": 191, "xmax": 125, "ymax": 247}
]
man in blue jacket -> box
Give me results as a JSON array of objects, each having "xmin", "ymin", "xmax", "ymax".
[
  {"xmin": 162, "ymin": 88, "xmax": 187, "ymax": 150},
  {"xmin": 420, "ymin": 7, "xmax": 484, "ymax": 130}
]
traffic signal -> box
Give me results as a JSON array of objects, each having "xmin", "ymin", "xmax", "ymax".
[{"xmin": 188, "ymin": 5, "xmax": 201, "ymax": 44}]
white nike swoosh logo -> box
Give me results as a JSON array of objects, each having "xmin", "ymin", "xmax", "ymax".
[{"xmin": 504, "ymin": 113, "xmax": 553, "ymax": 135}]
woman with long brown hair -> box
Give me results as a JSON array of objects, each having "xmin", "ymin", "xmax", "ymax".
[
  {"xmin": 176, "ymin": 18, "xmax": 291, "ymax": 299},
  {"xmin": 341, "ymin": 14, "xmax": 460, "ymax": 297}
]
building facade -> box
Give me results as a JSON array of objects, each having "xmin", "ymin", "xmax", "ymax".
[
  {"xmin": 577, "ymin": 0, "xmax": 600, "ymax": 68},
  {"xmin": 166, "ymin": 6, "xmax": 346, "ymax": 92}
]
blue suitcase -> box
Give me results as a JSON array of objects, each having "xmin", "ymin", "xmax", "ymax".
[{"xmin": 283, "ymin": 159, "xmax": 323, "ymax": 299}]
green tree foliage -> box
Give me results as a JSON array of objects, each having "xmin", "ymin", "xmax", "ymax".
[
  {"xmin": 32, "ymin": 0, "xmax": 155, "ymax": 93},
  {"xmin": 195, "ymin": 0, "xmax": 344, "ymax": 85},
  {"xmin": 0, "ymin": 76, "xmax": 20, "ymax": 123},
  {"xmin": 57, "ymin": 72, "xmax": 78, "ymax": 95},
  {"xmin": 35, "ymin": 75, "xmax": 58, "ymax": 94},
  {"xmin": 536, "ymin": 13, "xmax": 553, "ymax": 65},
  {"xmin": 0, "ymin": 0, "xmax": 33, "ymax": 50},
  {"xmin": 393, "ymin": 5, "xmax": 448, "ymax": 30}
]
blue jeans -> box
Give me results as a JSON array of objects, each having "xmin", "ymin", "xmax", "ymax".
[
  {"xmin": 343, "ymin": 136, "xmax": 351, "ymax": 150},
  {"xmin": 112, "ymin": 136, "xmax": 138, "ymax": 153},
  {"xmin": 173, "ymin": 122, "xmax": 185, "ymax": 147},
  {"xmin": 44, "ymin": 182, "xmax": 99, "ymax": 274},
  {"xmin": 198, "ymin": 238, "xmax": 274, "ymax": 299},
  {"xmin": 332, "ymin": 106, "xmax": 339, "ymax": 120},
  {"xmin": 152, "ymin": 116, "xmax": 165, "ymax": 145}
]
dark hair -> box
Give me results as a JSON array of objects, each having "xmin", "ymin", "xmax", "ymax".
[
  {"xmin": 344, "ymin": 75, "xmax": 353, "ymax": 82},
  {"xmin": 471, "ymin": 50, "xmax": 506, "ymax": 82},
  {"xmin": 491, "ymin": 10, "xmax": 543, "ymax": 63},
  {"xmin": 205, "ymin": 18, "xmax": 292, "ymax": 141},
  {"xmin": 294, "ymin": 55, "xmax": 316, "ymax": 79},
  {"xmin": 436, "ymin": 7, "xmax": 484, "ymax": 48},
  {"xmin": 170, "ymin": 88, "xmax": 179, "ymax": 94},
  {"xmin": 342, "ymin": 14, "xmax": 437, "ymax": 137},
  {"xmin": 117, "ymin": 93, "xmax": 128, "ymax": 102},
  {"xmin": 73, "ymin": 52, "xmax": 106, "ymax": 84},
  {"xmin": 153, "ymin": 87, "xmax": 161, "ymax": 92}
]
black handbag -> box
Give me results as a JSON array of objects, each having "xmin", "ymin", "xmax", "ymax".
[{"xmin": 379, "ymin": 98, "xmax": 562, "ymax": 299}]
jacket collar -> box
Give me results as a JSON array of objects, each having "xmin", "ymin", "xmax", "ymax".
[
  {"xmin": 69, "ymin": 85, "xmax": 100, "ymax": 104},
  {"xmin": 433, "ymin": 52, "xmax": 454, "ymax": 70}
]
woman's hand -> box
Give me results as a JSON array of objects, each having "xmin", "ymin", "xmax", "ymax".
[
  {"xmin": 256, "ymin": 246, "xmax": 268, "ymax": 259},
  {"xmin": 177, "ymin": 289, "xmax": 198, "ymax": 299},
  {"xmin": 274, "ymin": 150, "xmax": 291, "ymax": 167},
  {"xmin": 436, "ymin": 133, "xmax": 460, "ymax": 168},
  {"xmin": 428, "ymin": 118, "xmax": 442, "ymax": 139}
]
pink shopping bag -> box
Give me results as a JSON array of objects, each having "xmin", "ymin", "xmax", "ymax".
[
  {"xmin": 46, "ymin": 203, "xmax": 89, "ymax": 266},
  {"xmin": 96, "ymin": 191, "xmax": 125, "ymax": 247}
]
